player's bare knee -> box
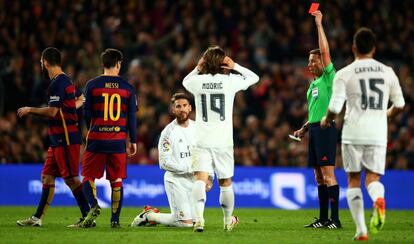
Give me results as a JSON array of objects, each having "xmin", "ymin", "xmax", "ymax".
[
  {"xmin": 218, "ymin": 178, "xmax": 232, "ymax": 187},
  {"xmin": 365, "ymin": 171, "xmax": 381, "ymax": 187},
  {"xmin": 64, "ymin": 176, "xmax": 80, "ymax": 188},
  {"xmin": 41, "ymin": 175, "xmax": 55, "ymax": 185},
  {"xmin": 348, "ymin": 173, "xmax": 361, "ymax": 188}
]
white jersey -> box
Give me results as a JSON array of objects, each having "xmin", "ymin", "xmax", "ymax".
[
  {"xmin": 329, "ymin": 58, "xmax": 405, "ymax": 146},
  {"xmin": 183, "ymin": 63, "xmax": 259, "ymax": 147},
  {"xmin": 158, "ymin": 119, "xmax": 195, "ymax": 176}
]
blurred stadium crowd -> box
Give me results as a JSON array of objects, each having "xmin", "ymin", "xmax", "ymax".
[{"xmin": 0, "ymin": 0, "xmax": 413, "ymax": 169}]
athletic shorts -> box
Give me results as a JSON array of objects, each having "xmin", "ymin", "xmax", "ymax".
[
  {"xmin": 192, "ymin": 146, "xmax": 234, "ymax": 179},
  {"xmin": 164, "ymin": 172, "xmax": 194, "ymax": 221},
  {"xmin": 42, "ymin": 144, "xmax": 80, "ymax": 178},
  {"xmin": 308, "ymin": 121, "xmax": 337, "ymax": 167},
  {"xmin": 81, "ymin": 151, "xmax": 127, "ymax": 180},
  {"xmin": 341, "ymin": 144, "xmax": 386, "ymax": 175}
]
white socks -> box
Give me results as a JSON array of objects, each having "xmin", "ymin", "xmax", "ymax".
[
  {"xmin": 147, "ymin": 212, "xmax": 192, "ymax": 227},
  {"xmin": 220, "ymin": 185, "xmax": 235, "ymax": 225},
  {"xmin": 347, "ymin": 188, "xmax": 367, "ymax": 235},
  {"xmin": 192, "ymin": 180, "xmax": 206, "ymax": 222},
  {"xmin": 367, "ymin": 181, "xmax": 385, "ymax": 203}
]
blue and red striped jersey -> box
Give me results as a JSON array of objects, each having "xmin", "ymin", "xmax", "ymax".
[
  {"xmin": 48, "ymin": 74, "xmax": 81, "ymax": 147},
  {"xmin": 84, "ymin": 75, "xmax": 137, "ymax": 153}
]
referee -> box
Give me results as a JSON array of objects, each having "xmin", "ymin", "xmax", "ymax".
[{"xmin": 293, "ymin": 10, "xmax": 341, "ymax": 229}]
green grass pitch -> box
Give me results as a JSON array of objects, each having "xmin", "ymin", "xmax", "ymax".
[{"xmin": 0, "ymin": 207, "xmax": 413, "ymax": 243}]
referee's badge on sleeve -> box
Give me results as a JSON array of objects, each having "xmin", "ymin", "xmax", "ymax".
[{"xmin": 312, "ymin": 87, "xmax": 319, "ymax": 98}]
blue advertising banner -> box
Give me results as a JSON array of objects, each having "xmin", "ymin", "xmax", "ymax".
[{"xmin": 0, "ymin": 165, "xmax": 413, "ymax": 209}]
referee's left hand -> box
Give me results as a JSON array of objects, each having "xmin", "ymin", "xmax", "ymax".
[{"xmin": 320, "ymin": 116, "xmax": 329, "ymax": 129}]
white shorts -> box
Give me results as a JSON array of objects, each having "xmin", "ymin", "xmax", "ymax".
[
  {"xmin": 164, "ymin": 172, "xmax": 194, "ymax": 221},
  {"xmin": 192, "ymin": 146, "xmax": 234, "ymax": 179},
  {"xmin": 341, "ymin": 143, "xmax": 386, "ymax": 175}
]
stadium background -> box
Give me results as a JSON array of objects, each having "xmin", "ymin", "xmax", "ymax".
[{"xmin": 0, "ymin": 0, "xmax": 413, "ymax": 209}]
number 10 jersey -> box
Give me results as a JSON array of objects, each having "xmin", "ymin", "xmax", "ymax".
[
  {"xmin": 329, "ymin": 58, "xmax": 405, "ymax": 146},
  {"xmin": 84, "ymin": 75, "xmax": 137, "ymax": 153},
  {"xmin": 183, "ymin": 63, "xmax": 259, "ymax": 148}
]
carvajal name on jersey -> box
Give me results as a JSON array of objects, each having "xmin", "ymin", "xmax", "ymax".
[
  {"xmin": 355, "ymin": 66, "xmax": 384, "ymax": 74},
  {"xmin": 202, "ymin": 82, "xmax": 223, "ymax": 89}
]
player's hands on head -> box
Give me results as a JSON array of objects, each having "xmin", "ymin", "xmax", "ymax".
[
  {"xmin": 221, "ymin": 56, "xmax": 235, "ymax": 70},
  {"xmin": 311, "ymin": 10, "xmax": 323, "ymax": 26},
  {"xmin": 17, "ymin": 107, "xmax": 31, "ymax": 118},
  {"xmin": 127, "ymin": 142, "xmax": 137, "ymax": 157},
  {"xmin": 197, "ymin": 57, "xmax": 204, "ymax": 72}
]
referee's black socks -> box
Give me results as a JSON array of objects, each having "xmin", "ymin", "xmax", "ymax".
[
  {"xmin": 318, "ymin": 184, "xmax": 329, "ymax": 221},
  {"xmin": 327, "ymin": 185, "xmax": 340, "ymax": 222}
]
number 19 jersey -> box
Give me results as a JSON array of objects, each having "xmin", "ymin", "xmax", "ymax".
[
  {"xmin": 183, "ymin": 64, "xmax": 259, "ymax": 147},
  {"xmin": 84, "ymin": 75, "xmax": 137, "ymax": 153},
  {"xmin": 329, "ymin": 59, "xmax": 405, "ymax": 146}
]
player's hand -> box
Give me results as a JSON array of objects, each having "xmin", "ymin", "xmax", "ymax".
[
  {"xmin": 320, "ymin": 116, "xmax": 329, "ymax": 129},
  {"xmin": 127, "ymin": 142, "xmax": 137, "ymax": 157},
  {"xmin": 17, "ymin": 107, "xmax": 31, "ymax": 118},
  {"xmin": 197, "ymin": 57, "xmax": 204, "ymax": 72},
  {"xmin": 311, "ymin": 10, "xmax": 323, "ymax": 26},
  {"xmin": 293, "ymin": 128, "xmax": 305, "ymax": 138},
  {"xmin": 206, "ymin": 175, "xmax": 214, "ymax": 192},
  {"xmin": 221, "ymin": 56, "xmax": 235, "ymax": 70}
]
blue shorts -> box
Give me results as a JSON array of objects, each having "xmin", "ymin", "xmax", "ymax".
[{"xmin": 308, "ymin": 121, "xmax": 337, "ymax": 167}]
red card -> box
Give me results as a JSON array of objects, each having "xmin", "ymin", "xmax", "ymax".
[{"xmin": 308, "ymin": 3, "xmax": 320, "ymax": 14}]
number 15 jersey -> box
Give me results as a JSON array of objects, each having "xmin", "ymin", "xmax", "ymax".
[
  {"xmin": 183, "ymin": 64, "xmax": 259, "ymax": 148},
  {"xmin": 84, "ymin": 75, "xmax": 137, "ymax": 153},
  {"xmin": 329, "ymin": 59, "xmax": 405, "ymax": 146}
]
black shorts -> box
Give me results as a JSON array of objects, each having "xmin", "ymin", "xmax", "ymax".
[{"xmin": 308, "ymin": 121, "xmax": 337, "ymax": 167}]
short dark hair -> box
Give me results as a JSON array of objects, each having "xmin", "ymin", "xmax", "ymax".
[
  {"xmin": 41, "ymin": 47, "xmax": 61, "ymax": 66},
  {"xmin": 309, "ymin": 49, "xmax": 321, "ymax": 56},
  {"xmin": 171, "ymin": 92, "xmax": 191, "ymax": 104},
  {"xmin": 200, "ymin": 46, "xmax": 226, "ymax": 75},
  {"xmin": 353, "ymin": 27, "xmax": 376, "ymax": 55},
  {"xmin": 101, "ymin": 48, "xmax": 123, "ymax": 68}
]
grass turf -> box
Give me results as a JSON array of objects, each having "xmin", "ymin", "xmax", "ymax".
[{"xmin": 0, "ymin": 207, "xmax": 413, "ymax": 243}]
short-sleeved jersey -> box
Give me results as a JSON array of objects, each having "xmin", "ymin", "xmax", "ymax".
[
  {"xmin": 158, "ymin": 119, "xmax": 195, "ymax": 175},
  {"xmin": 307, "ymin": 63, "xmax": 336, "ymax": 123},
  {"xmin": 47, "ymin": 74, "xmax": 81, "ymax": 147},
  {"xmin": 183, "ymin": 63, "xmax": 259, "ymax": 147},
  {"xmin": 84, "ymin": 75, "xmax": 137, "ymax": 153},
  {"xmin": 329, "ymin": 58, "xmax": 405, "ymax": 146}
]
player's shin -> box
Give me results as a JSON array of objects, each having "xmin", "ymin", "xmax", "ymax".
[
  {"xmin": 72, "ymin": 184, "xmax": 90, "ymax": 218},
  {"xmin": 367, "ymin": 181, "xmax": 385, "ymax": 203},
  {"xmin": 147, "ymin": 212, "xmax": 174, "ymax": 226},
  {"xmin": 220, "ymin": 185, "xmax": 235, "ymax": 225},
  {"xmin": 111, "ymin": 181, "xmax": 123, "ymax": 224},
  {"xmin": 33, "ymin": 184, "xmax": 55, "ymax": 219},
  {"xmin": 192, "ymin": 180, "xmax": 207, "ymax": 222},
  {"xmin": 82, "ymin": 179, "xmax": 98, "ymax": 207},
  {"xmin": 347, "ymin": 188, "xmax": 367, "ymax": 235}
]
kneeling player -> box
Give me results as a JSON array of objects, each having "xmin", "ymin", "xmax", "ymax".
[{"xmin": 131, "ymin": 93, "xmax": 212, "ymax": 227}]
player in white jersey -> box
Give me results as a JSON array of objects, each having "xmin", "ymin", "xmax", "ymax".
[
  {"xmin": 131, "ymin": 93, "xmax": 213, "ymax": 228},
  {"xmin": 183, "ymin": 46, "xmax": 259, "ymax": 232},
  {"xmin": 321, "ymin": 28, "xmax": 405, "ymax": 241}
]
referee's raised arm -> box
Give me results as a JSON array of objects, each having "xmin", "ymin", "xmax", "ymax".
[{"xmin": 312, "ymin": 10, "xmax": 331, "ymax": 67}]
